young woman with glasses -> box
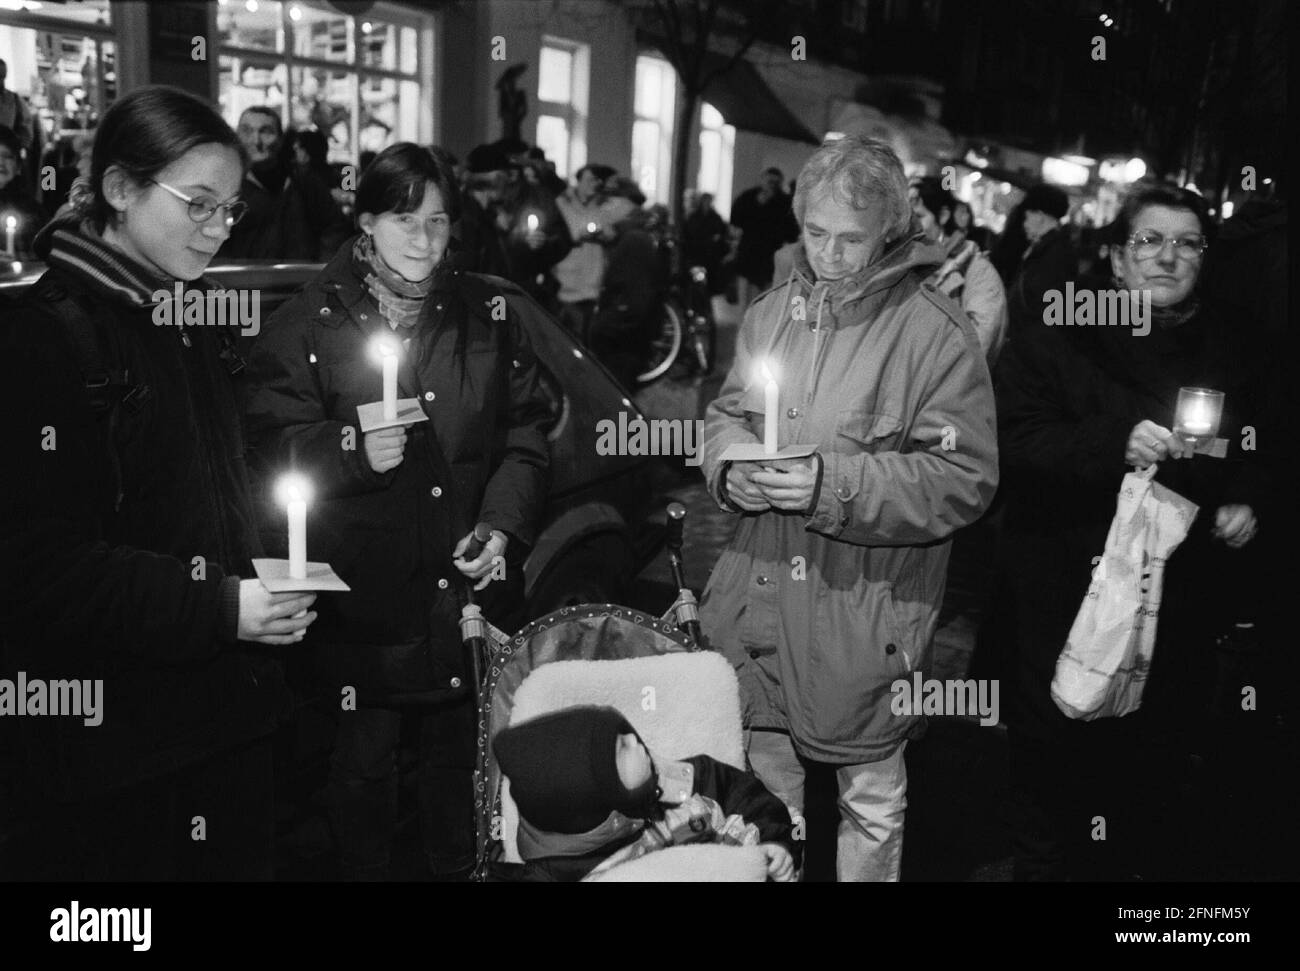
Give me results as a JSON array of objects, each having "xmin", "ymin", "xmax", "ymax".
[{"xmin": 1, "ymin": 85, "xmax": 315, "ymax": 880}]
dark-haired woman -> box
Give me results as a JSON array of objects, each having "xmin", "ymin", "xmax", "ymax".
[
  {"xmin": 993, "ymin": 182, "xmax": 1279, "ymax": 880},
  {"xmin": 0, "ymin": 85, "xmax": 319, "ymax": 880},
  {"xmin": 243, "ymin": 143, "xmax": 551, "ymax": 880}
]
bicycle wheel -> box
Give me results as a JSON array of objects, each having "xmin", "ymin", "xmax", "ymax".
[{"xmin": 637, "ymin": 301, "xmax": 684, "ymax": 383}]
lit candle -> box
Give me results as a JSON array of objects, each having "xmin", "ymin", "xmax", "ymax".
[
  {"xmin": 586, "ymin": 220, "xmax": 598, "ymax": 235},
  {"xmin": 4, "ymin": 215, "xmax": 14, "ymax": 255},
  {"xmin": 526, "ymin": 213, "xmax": 540, "ymax": 233},
  {"xmin": 1174, "ymin": 387, "xmax": 1224, "ymax": 443},
  {"xmin": 277, "ymin": 476, "xmax": 311, "ymax": 579},
  {"xmin": 760, "ymin": 359, "xmax": 779, "ymax": 454},
  {"xmin": 371, "ymin": 337, "xmax": 400, "ymax": 421},
  {"xmin": 381, "ymin": 344, "xmax": 398, "ymax": 420}
]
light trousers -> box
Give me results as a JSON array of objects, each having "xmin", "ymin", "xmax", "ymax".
[{"xmin": 747, "ymin": 728, "xmax": 908, "ymax": 882}]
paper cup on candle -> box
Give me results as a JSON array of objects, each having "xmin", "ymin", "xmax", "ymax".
[{"xmin": 1173, "ymin": 387, "xmax": 1224, "ymax": 447}]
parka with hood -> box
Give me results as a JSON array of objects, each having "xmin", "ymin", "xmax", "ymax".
[{"xmin": 698, "ymin": 233, "xmax": 999, "ymax": 764}]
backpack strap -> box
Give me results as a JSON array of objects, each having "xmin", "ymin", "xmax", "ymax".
[{"xmin": 36, "ymin": 282, "xmax": 152, "ymax": 513}]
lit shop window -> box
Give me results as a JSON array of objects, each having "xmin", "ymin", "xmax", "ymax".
[
  {"xmin": 631, "ymin": 53, "xmax": 676, "ymax": 205},
  {"xmin": 0, "ymin": 0, "xmax": 115, "ymax": 148},
  {"xmin": 535, "ymin": 37, "xmax": 588, "ymax": 179},
  {"xmin": 696, "ymin": 102, "xmax": 734, "ymax": 220},
  {"xmin": 218, "ymin": 0, "xmax": 427, "ymax": 165}
]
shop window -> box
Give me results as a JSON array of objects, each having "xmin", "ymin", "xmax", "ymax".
[
  {"xmin": 631, "ymin": 53, "xmax": 676, "ymax": 205},
  {"xmin": 696, "ymin": 102, "xmax": 734, "ymax": 220}
]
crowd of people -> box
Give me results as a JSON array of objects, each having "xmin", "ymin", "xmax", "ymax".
[{"xmin": 0, "ymin": 76, "xmax": 1287, "ymax": 883}]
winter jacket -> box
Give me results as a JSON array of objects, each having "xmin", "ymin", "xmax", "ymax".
[
  {"xmin": 698, "ymin": 233, "xmax": 999, "ymax": 764},
  {"xmin": 993, "ymin": 300, "xmax": 1279, "ymax": 743},
  {"xmin": 1007, "ymin": 226, "xmax": 1075, "ymax": 340},
  {"xmin": 222, "ymin": 162, "xmax": 348, "ymax": 262},
  {"xmin": 0, "ymin": 230, "xmax": 285, "ymax": 803},
  {"xmin": 931, "ymin": 235, "xmax": 1008, "ymax": 368},
  {"xmin": 241, "ymin": 239, "xmax": 551, "ymax": 705},
  {"xmin": 504, "ymin": 754, "xmax": 800, "ymax": 882}
]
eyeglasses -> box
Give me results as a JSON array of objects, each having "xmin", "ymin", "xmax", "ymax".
[
  {"xmin": 149, "ymin": 179, "xmax": 248, "ymax": 227},
  {"xmin": 1127, "ymin": 230, "xmax": 1206, "ymax": 261}
]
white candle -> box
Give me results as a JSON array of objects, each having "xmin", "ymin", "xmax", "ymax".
[
  {"xmin": 762, "ymin": 360, "xmax": 779, "ymax": 454},
  {"xmin": 381, "ymin": 344, "xmax": 398, "ymax": 420},
  {"xmin": 1182, "ymin": 400, "xmax": 1211, "ymax": 434},
  {"xmin": 4, "ymin": 215, "xmax": 14, "ymax": 255},
  {"xmin": 286, "ymin": 486, "xmax": 307, "ymax": 579},
  {"xmin": 526, "ymin": 213, "xmax": 539, "ymax": 233}
]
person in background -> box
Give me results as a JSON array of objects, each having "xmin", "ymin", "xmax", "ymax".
[
  {"xmin": 491, "ymin": 147, "xmax": 573, "ymax": 310},
  {"xmin": 950, "ymin": 199, "xmax": 990, "ymax": 251},
  {"xmin": 0, "ymin": 125, "xmax": 43, "ymax": 258},
  {"xmin": 730, "ymin": 167, "xmax": 799, "ymax": 305},
  {"xmin": 1006, "ymin": 183, "xmax": 1075, "ymax": 340},
  {"xmin": 0, "ymin": 60, "xmax": 34, "ymax": 178},
  {"xmin": 553, "ymin": 163, "xmax": 618, "ymax": 343},
  {"xmin": 1, "ymin": 85, "xmax": 315, "ymax": 881},
  {"xmin": 222, "ymin": 107, "xmax": 347, "ymax": 261},
  {"xmin": 683, "ymin": 190, "xmax": 729, "ymax": 296},
  {"xmin": 910, "ymin": 176, "xmax": 1008, "ymax": 368}
]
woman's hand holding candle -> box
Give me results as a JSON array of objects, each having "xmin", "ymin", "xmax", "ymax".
[
  {"xmin": 1124, "ymin": 419, "xmax": 1190, "ymax": 468},
  {"xmin": 237, "ymin": 581, "xmax": 318, "ymax": 645},
  {"xmin": 364, "ymin": 425, "xmax": 407, "ymax": 473}
]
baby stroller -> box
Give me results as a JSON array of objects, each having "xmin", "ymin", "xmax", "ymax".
[{"xmin": 459, "ymin": 503, "xmax": 770, "ymax": 882}]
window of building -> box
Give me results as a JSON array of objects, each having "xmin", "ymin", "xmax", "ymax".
[
  {"xmin": 0, "ymin": 0, "xmax": 115, "ymax": 151},
  {"xmin": 535, "ymin": 36, "xmax": 588, "ymax": 179},
  {"xmin": 631, "ymin": 53, "xmax": 676, "ymax": 206},
  {"xmin": 218, "ymin": 0, "xmax": 428, "ymax": 165},
  {"xmin": 696, "ymin": 102, "xmax": 734, "ymax": 220}
]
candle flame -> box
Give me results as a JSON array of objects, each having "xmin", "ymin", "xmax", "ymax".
[
  {"xmin": 370, "ymin": 336, "xmax": 400, "ymax": 362},
  {"xmin": 4, "ymin": 216, "xmax": 14, "ymax": 230},
  {"xmin": 526, "ymin": 213, "xmax": 540, "ymax": 232},
  {"xmin": 276, "ymin": 474, "xmax": 313, "ymax": 507},
  {"xmin": 757, "ymin": 358, "xmax": 777, "ymax": 384}
]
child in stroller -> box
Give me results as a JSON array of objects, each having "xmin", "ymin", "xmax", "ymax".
[{"xmin": 493, "ymin": 705, "xmax": 799, "ymax": 881}]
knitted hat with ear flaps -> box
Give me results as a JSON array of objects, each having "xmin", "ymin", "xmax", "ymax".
[{"xmin": 493, "ymin": 706, "xmax": 656, "ymax": 834}]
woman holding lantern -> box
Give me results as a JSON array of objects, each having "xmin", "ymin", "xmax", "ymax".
[
  {"xmin": 992, "ymin": 182, "xmax": 1279, "ymax": 880},
  {"xmin": 243, "ymin": 143, "xmax": 551, "ymax": 880},
  {"xmin": 1, "ymin": 86, "xmax": 318, "ymax": 879},
  {"xmin": 698, "ymin": 135, "xmax": 1000, "ymax": 881}
]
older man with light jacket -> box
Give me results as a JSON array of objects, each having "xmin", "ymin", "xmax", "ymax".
[{"xmin": 698, "ymin": 135, "xmax": 998, "ymax": 881}]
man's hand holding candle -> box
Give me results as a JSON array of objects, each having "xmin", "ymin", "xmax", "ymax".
[
  {"xmin": 751, "ymin": 455, "xmax": 822, "ymax": 513},
  {"xmin": 724, "ymin": 462, "xmax": 773, "ymax": 512},
  {"xmin": 1124, "ymin": 419, "xmax": 1190, "ymax": 468},
  {"xmin": 453, "ymin": 528, "xmax": 508, "ymax": 591},
  {"xmin": 364, "ymin": 425, "xmax": 408, "ymax": 473}
]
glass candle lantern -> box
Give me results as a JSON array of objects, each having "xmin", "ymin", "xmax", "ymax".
[{"xmin": 1174, "ymin": 387, "xmax": 1224, "ymax": 447}]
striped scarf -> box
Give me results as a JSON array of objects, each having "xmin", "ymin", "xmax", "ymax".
[
  {"xmin": 352, "ymin": 232, "xmax": 434, "ymax": 330},
  {"xmin": 40, "ymin": 219, "xmax": 173, "ymax": 307}
]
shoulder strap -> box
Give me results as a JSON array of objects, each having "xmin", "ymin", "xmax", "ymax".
[{"xmin": 37, "ymin": 283, "xmax": 151, "ymax": 513}]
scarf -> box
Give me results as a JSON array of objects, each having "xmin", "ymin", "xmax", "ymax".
[
  {"xmin": 352, "ymin": 232, "xmax": 434, "ymax": 330},
  {"xmin": 40, "ymin": 219, "xmax": 172, "ymax": 307}
]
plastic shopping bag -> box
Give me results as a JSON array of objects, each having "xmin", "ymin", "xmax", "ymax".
[{"xmin": 1051, "ymin": 465, "xmax": 1199, "ymax": 720}]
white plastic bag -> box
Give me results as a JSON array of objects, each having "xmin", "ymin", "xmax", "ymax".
[{"xmin": 1051, "ymin": 465, "xmax": 1199, "ymax": 720}]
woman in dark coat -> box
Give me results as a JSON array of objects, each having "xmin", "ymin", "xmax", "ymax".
[
  {"xmin": 993, "ymin": 182, "xmax": 1277, "ymax": 881},
  {"xmin": 242, "ymin": 143, "xmax": 551, "ymax": 880},
  {"xmin": 0, "ymin": 86, "xmax": 317, "ymax": 880}
]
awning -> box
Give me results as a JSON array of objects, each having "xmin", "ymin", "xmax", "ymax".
[{"xmin": 641, "ymin": 37, "xmax": 819, "ymax": 145}]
